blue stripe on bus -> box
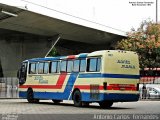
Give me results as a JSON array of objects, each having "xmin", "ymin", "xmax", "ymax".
[
  {"xmin": 19, "ymin": 73, "xmax": 78, "ymax": 100},
  {"xmin": 81, "ymin": 93, "xmax": 139, "ymax": 102},
  {"xmin": 28, "ymin": 56, "xmax": 65, "ymax": 62},
  {"xmin": 78, "ymin": 73, "xmax": 140, "ymax": 79},
  {"xmin": 27, "ymin": 54, "xmax": 87, "ymax": 62},
  {"xmin": 78, "ymin": 53, "xmax": 88, "ymax": 58},
  {"xmin": 19, "ymin": 91, "xmax": 139, "ymax": 102}
]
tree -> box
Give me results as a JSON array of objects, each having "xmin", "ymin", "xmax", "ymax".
[
  {"xmin": 115, "ymin": 21, "xmax": 160, "ymax": 69},
  {"xmin": 47, "ymin": 47, "xmax": 60, "ymax": 57}
]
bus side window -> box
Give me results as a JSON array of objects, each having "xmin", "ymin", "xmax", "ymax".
[
  {"xmin": 67, "ymin": 60, "xmax": 73, "ymax": 73},
  {"xmin": 51, "ymin": 61, "xmax": 60, "ymax": 73},
  {"xmin": 44, "ymin": 62, "xmax": 49, "ymax": 74},
  {"xmin": 97, "ymin": 58, "xmax": 101, "ymax": 71},
  {"xmin": 80, "ymin": 59, "xmax": 86, "ymax": 72},
  {"xmin": 38, "ymin": 62, "xmax": 44, "ymax": 74},
  {"xmin": 29, "ymin": 63, "xmax": 37, "ymax": 74},
  {"xmin": 73, "ymin": 60, "xmax": 80, "ymax": 72},
  {"xmin": 60, "ymin": 60, "xmax": 67, "ymax": 72},
  {"xmin": 87, "ymin": 58, "xmax": 101, "ymax": 72}
]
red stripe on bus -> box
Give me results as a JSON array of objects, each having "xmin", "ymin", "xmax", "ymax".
[
  {"xmin": 68, "ymin": 55, "xmax": 76, "ymax": 59},
  {"xmin": 19, "ymin": 73, "xmax": 67, "ymax": 89},
  {"xmin": 74, "ymin": 85, "xmax": 104, "ymax": 90},
  {"xmin": 109, "ymin": 84, "xmax": 135, "ymax": 87},
  {"xmin": 107, "ymin": 86, "xmax": 136, "ymax": 91},
  {"xmin": 108, "ymin": 84, "xmax": 136, "ymax": 91},
  {"xmin": 74, "ymin": 85, "xmax": 136, "ymax": 91},
  {"xmin": 55, "ymin": 73, "xmax": 67, "ymax": 89}
]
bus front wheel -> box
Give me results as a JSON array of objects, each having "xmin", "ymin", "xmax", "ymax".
[
  {"xmin": 27, "ymin": 89, "xmax": 39, "ymax": 103},
  {"xmin": 73, "ymin": 90, "xmax": 82, "ymax": 107},
  {"xmin": 99, "ymin": 101, "xmax": 113, "ymax": 109}
]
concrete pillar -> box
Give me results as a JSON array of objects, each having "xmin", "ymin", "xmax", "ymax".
[{"xmin": 0, "ymin": 33, "xmax": 54, "ymax": 77}]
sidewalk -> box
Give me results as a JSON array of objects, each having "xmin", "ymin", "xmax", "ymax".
[{"xmin": 139, "ymin": 98, "xmax": 160, "ymax": 101}]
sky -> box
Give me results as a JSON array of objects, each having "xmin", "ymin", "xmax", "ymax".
[
  {"xmin": 23, "ymin": 0, "xmax": 160, "ymax": 31},
  {"xmin": 22, "ymin": 0, "xmax": 160, "ymax": 32}
]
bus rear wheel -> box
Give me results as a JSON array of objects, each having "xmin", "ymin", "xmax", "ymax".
[
  {"xmin": 82, "ymin": 102, "xmax": 90, "ymax": 107},
  {"xmin": 73, "ymin": 90, "xmax": 82, "ymax": 107},
  {"xmin": 99, "ymin": 101, "xmax": 113, "ymax": 109}
]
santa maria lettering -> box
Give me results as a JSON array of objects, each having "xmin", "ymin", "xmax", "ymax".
[
  {"xmin": 117, "ymin": 60, "xmax": 130, "ymax": 64},
  {"xmin": 117, "ymin": 60, "xmax": 135, "ymax": 69},
  {"xmin": 121, "ymin": 64, "xmax": 135, "ymax": 69},
  {"xmin": 34, "ymin": 76, "xmax": 48, "ymax": 84}
]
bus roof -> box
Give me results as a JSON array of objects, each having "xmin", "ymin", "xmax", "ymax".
[
  {"xmin": 24, "ymin": 53, "xmax": 89, "ymax": 62},
  {"xmin": 23, "ymin": 50, "xmax": 137, "ymax": 62}
]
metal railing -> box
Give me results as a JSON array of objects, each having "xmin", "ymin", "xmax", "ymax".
[{"xmin": 0, "ymin": 77, "xmax": 19, "ymax": 98}]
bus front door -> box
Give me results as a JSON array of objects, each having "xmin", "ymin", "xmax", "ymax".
[{"xmin": 17, "ymin": 62, "xmax": 27, "ymax": 85}]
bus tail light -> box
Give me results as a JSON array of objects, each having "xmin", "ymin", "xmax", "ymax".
[{"xmin": 103, "ymin": 82, "xmax": 107, "ymax": 90}]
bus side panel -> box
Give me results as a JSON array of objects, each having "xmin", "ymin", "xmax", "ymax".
[
  {"xmin": 19, "ymin": 89, "xmax": 27, "ymax": 98},
  {"xmin": 19, "ymin": 73, "xmax": 79, "ymax": 100}
]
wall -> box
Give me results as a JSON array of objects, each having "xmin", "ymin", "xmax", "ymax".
[{"xmin": 0, "ymin": 30, "xmax": 53, "ymax": 77}]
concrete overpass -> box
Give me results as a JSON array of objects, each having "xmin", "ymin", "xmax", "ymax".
[{"xmin": 0, "ymin": 0, "xmax": 126, "ymax": 77}]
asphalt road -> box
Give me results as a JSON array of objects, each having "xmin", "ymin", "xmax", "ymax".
[{"xmin": 0, "ymin": 99, "xmax": 159, "ymax": 120}]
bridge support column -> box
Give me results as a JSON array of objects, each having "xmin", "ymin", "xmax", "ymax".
[{"xmin": 0, "ymin": 33, "xmax": 54, "ymax": 77}]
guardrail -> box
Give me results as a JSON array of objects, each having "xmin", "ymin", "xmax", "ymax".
[{"xmin": 0, "ymin": 77, "xmax": 19, "ymax": 98}]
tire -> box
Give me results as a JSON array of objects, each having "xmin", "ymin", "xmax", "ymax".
[
  {"xmin": 82, "ymin": 102, "xmax": 90, "ymax": 107},
  {"xmin": 34, "ymin": 99, "xmax": 39, "ymax": 103},
  {"xmin": 27, "ymin": 89, "xmax": 39, "ymax": 103},
  {"xmin": 52, "ymin": 100, "xmax": 62, "ymax": 104},
  {"xmin": 27, "ymin": 89, "xmax": 34, "ymax": 103},
  {"xmin": 73, "ymin": 90, "xmax": 82, "ymax": 107},
  {"xmin": 99, "ymin": 101, "xmax": 113, "ymax": 109}
]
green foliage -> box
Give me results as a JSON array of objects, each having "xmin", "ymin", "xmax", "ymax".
[
  {"xmin": 115, "ymin": 21, "xmax": 160, "ymax": 68},
  {"xmin": 47, "ymin": 47, "xmax": 60, "ymax": 57}
]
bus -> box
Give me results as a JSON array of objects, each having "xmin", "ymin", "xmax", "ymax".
[
  {"xmin": 18, "ymin": 50, "xmax": 140, "ymax": 108},
  {"xmin": 140, "ymin": 68, "xmax": 160, "ymax": 84}
]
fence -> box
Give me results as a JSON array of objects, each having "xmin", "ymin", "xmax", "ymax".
[{"xmin": 0, "ymin": 77, "xmax": 19, "ymax": 98}]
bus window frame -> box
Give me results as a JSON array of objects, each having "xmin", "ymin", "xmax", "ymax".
[
  {"xmin": 37, "ymin": 61, "xmax": 50, "ymax": 75},
  {"xmin": 79, "ymin": 59, "xmax": 86, "ymax": 72},
  {"xmin": 29, "ymin": 61, "xmax": 50, "ymax": 75},
  {"xmin": 60, "ymin": 60, "xmax": 67, "ymax": 73},
  {"xmin": 67, "ymin": 60, "xmax": 73, "ymax": 73},
  {"xmin": 73, "ymin": 59, "xmax": 80, "ymax": 72},
  {"xmin": 59, "ymin": 58, "xmax": 87, "ymax": 73},
  {"xmin": 43, "ymin": 62, "xmax": 49, "ymax": 74},
  {"xmin": 86, "ymin": 57, "xmax": 101, "ymax": 73},
  {"xmin": 60, "ymin": 59, "xmax": 74, "ymax": 73},
  {"xmin": 38, "ymin": 62, "xmax": 44, "ymax": 74},
  {"xmin": 29, "ymin": 62, "xmax": 38, "ymax": 74},
  {"xmin": 50, "ymin": 61, "xmax": 60, "ymax": 74}
]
